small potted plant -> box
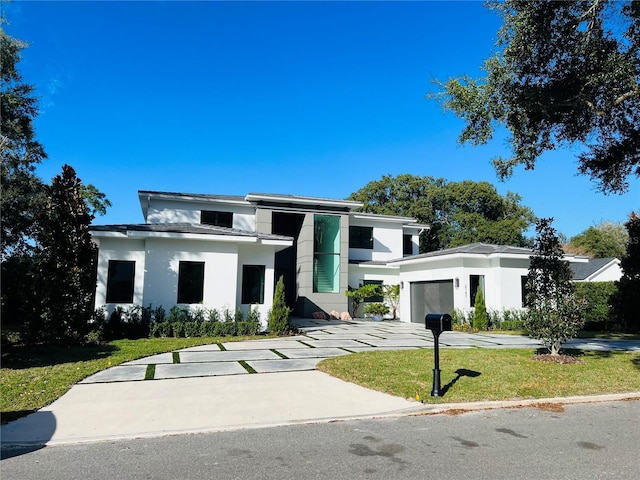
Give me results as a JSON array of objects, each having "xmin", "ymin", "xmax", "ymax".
[{"xmin": 363, "ymin": 303, "xmax": 389, "ymax": 321}]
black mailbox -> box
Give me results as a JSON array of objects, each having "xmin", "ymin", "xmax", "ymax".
[{"xmin": 425, "ymin": 313, "xmax": 452, "ymax": 333}]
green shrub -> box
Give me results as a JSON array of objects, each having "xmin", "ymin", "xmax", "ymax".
[
  {"xmin": 171, "ymin": 321, "xmax": 186, "ymax": 338},
  {"xmin": 268, "ymin": 276, "xmax": 292, "ymax": 335},
  {"xmin": 168, "ymin": 306, "xmax": 191, "ymax": 323},
  {"xmin": 208, "ymin": 309, "xmax": 221, "ymax": 322},
  {"xmin": 153, "ymin": 305, "xmax": 166, "ymax": 323},
  {"xmin": 472, "ymin": 288, "xmax": 488, "ymax": 331},
  {"xmin": 573, "ymin": 282, "xmax": 618, "ymax": 331},
  {"xmin": 221, "ymin": 320, "xmax": 237, "ymax": 337},
  {"xmin": 192, "ymin": 308, "xmax": 206, "ymax": 323},
  {"xmin": 184, "ymin": 321, "xmax": 201, "ymax": 338},
  {"xmin": 363, "ymin": 303, "xmax": 389, "ymax": 316}
]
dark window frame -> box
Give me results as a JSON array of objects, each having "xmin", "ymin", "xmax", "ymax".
[
  {"xmin": 241, "ymin": 265, "xmax": 266, "ymax": 304},
  {"xmin": 469, "ymin": 274, "xmax": 485, "ymax": 307},
  {"xmin": 403, "ymin": 234, "xmax": 413, "ymax": 256},
  {"xmin": 201, "ymin": 210, "xmax": 233, "ymax": 228},
  {"xmin": 106, "ymin": 260, "xmax": 136, "ymax": 304},
  {"xmin": 349, "ymin": 226, "xmax": 373, "ymax": 249},
  {"xmin": 177, "ymin": 261, "xmax": 205, "ymax": 304}
]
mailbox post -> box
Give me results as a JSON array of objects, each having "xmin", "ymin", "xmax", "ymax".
[{"xmin": 425, "ymin": 313, "xmax": 452, "ymax": 397}]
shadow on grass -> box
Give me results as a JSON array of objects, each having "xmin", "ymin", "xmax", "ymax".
[
  {"xmin": 1, "ymin": 343, "xmax": 119, "ymax": 370},
  {"xmin": 441, "ymin": 368, "xmax": 481, "ymax": 396},
  {"xmin": 632, "ymin": 355, "xmax": 640, "ymax": 371}
]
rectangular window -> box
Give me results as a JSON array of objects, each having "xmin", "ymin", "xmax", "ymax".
[
  {"xmin": 521, "ymin": 275, "xmax": 529, "ymax": 307},
  {"xmin": 106, "ymin": 260, "xmax": 135, "ymax": 303},
  {"xmin": 469, "ymin": 274, "xmax": 485, "ymax": 307},
  {"xmin": 403, "ymin": 234, "xmax": 413, "ymax": 256},
  {"xmin": 349, "ymin": 226, "xmax": 373, "ymax": 249},
  {"xmin": 242, "ymin": 265, "xmax": 265, "ymax": 304},
  {"xmin": 201, "ymin": 210, "xmax": 233, "ymax": 228},
  {"xmin": 177, "ymin": 261, "xmax": 205, "ymax": 304},
  {"xmin": 362, "ymin": 280, "xmax": 383, "ymax": 302},
  {"xmin": 314, "ymin": 215, "xmax": 340, "ymax": 293}
]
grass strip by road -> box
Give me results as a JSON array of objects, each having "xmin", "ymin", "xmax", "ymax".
[
  {"xmin": 0, "ymin": 336, "xmax": 263, "ymax": 424},
  {"xmin": 317, "ymin": 348, "xmax": 640, "ymax": 403}
]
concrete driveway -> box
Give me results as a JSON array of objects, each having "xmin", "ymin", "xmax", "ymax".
[{"xmin": 2, "ymin": 318, "xmax": 639, "ymax": 447}]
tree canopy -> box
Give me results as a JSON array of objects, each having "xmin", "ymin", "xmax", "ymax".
[
  {"xmin": 432, "ymin": 0, "xmax": 640, "ymax": 194},
  {"xmin": 565, "ymin": 221, "xmax": 629, "ymax": 258},
  {"xmin": 348, "ymin": 174, "xmax": 536, "ymax": 252},
  {"xmin": 1, "ymin": 23, "xmax": 47, "ymax": 258}
]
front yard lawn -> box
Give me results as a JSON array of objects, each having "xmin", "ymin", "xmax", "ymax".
[{"xmin": 317, "ymin": 348, "xmax": 640, "ymax": 403}]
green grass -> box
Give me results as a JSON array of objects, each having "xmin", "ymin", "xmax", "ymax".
[
  {"xmin": 0, "ymin": 336, "xmax": 263, "ymax": 424},
  {"xmin": 317, "ymin": 348, "xmax": 640, "ymax": 404}
]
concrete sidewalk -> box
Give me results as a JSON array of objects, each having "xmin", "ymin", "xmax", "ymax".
[{"xmin": 2, "ymin": 318, "xmax": 639, "ymax": 448}]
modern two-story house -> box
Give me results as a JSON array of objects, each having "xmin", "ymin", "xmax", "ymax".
[{"xmin": 90, "ymin": 191, "xmax": 426, "ymax": 325}]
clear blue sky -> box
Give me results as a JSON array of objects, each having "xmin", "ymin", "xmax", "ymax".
[{"xmin": 5, "ymin": 0, "xmax": 638, "ymax": 239}]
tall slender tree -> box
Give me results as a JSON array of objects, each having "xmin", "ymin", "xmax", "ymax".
[
  {"xmin": 525, "ymin": 218, "xmax": 584, "ymax": 355},
  {"xmin": 612, "ymin": 212, "xmax": 640, "ymax": 333},
  {"xmin": 33, "ymin": 165, "xmax": 98, "ymax": 343},
  {"xmin": 1, "ymin": 23, "xmax": 47, "ymax": 258}
]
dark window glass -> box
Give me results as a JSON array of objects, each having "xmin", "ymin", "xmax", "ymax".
[
  {"xmin": 106, "ymin": 260, "xmax": 135, "ymax": 303},
  {"xmin": 362, "ymin": 280, "xmax": 383, "ymax": 302},
  {"xmin": 470, "ymin": 275, "xmax": 485, "ymax": 307},
  {"xmin": 242, "ymin": 265, "xmax": 265, "ymax": 304},
  {"xmin": 177, "ymin": 261, "xmax": 205, "ymax": 304},
  {"xmin": 201, "ymin": 210, "xmax": 233, "ymax": 228},
  {"xmin": 521, "ymin": 276, "xmax": 529, "ymax": 307},
  {"xmin": 349, "ymin": 226, "xmax": 373, "ymax": 249},
  {"xmin": 403, "ymin": 234, "xmax": 413, "ymax": 256}
]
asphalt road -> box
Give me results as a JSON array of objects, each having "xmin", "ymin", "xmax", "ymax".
[{"xmin": 2, "ymin": 400, "xmax": 639, "ymax": 480}]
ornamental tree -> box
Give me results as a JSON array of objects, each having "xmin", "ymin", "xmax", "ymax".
[
  {"xmin": 612, "ymin": 212, "xmax": 640, "ymax": 333},
  {"xmin": 524, "ymin": 218, "xmax": 585, "ymax": 355}
]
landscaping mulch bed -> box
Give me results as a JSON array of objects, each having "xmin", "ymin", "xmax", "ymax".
[{"xmin": 533, "ymin": 354, "xmax": 584, "ymax": 364}]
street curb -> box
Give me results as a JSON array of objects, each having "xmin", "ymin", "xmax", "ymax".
[
  {"xmin": 407, "ymin": 391, "xmax": 640, "ymax": 416},
  {"xmin": 2, "ymin": 392, "xmax": 638, "ymax": 449}
]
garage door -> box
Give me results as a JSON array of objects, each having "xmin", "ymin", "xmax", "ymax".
[{"xmin": 410, "ymin": 280, "xmax": 454, "ymax": 323}]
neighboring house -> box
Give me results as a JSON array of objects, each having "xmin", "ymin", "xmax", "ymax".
[
  {"xmin": 90, "ymin": 191, "xmax": 425, "ymax": 326},
  {"xmin": 567, "ymin": 256, "xmax": 622, "ymax": 282}
]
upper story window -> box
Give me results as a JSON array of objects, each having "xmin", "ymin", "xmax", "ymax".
[
  {"xmin": 349, "ymin": 226, "xmax": 373, "ymax": 249},
  {"xmin": 201, "ymin": 210, "xmax": 233, "ymax": 228},
  {"xmin": 403, "ymin": 234, "xmax": 413, "ymax": 256}
]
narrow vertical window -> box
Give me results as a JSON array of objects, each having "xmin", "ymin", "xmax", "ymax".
[
  {"xmin": 106, "ymin": 260, "xmax": 135, "ymax": 303},
  {"xmin": 313, "ymin": 215, "xmax": 340, "ymax": 293},
  {"xmin": 177, "ymin": 261, "xmax": 205, "ymax": 304},
  {"xmin": 403, "ymin": 234, "xmax": 413, "ymax": 256},
  {"xmin": 242, "ymin": 265, "xmax": 265, "ymax": 304},
  {"xmin": 469, "ymin": 274, "xmax": 485, "ymax": 307}
]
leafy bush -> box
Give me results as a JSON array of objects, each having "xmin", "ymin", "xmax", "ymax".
[
  {"xmin": 184, "ymin": 321, "xmax": 201, "ymax": 338},
  {"xmin": 363, "ymin": 303, "xmax": 390, "ymax": 316},
  {"xmin": 171, "ymin": 321, "xmax": 186, "ymax": 338},
  {"xmin": 573, "ymin": 282, "xmax": 618, "ymax": 331},
  {"xmin": 168, "ymin": 306, "xmax": 191, "ymax": 323}
]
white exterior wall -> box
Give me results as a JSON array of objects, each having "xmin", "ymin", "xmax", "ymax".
[
  {"xmin": 146, "ymin": 198, "xmax": 256, "ymax": 231},
  {"xmin": 94, "ymin": 237, "xmax": 146, "ymax": 314},
  {"xmin": 143, "ymin": 238, "xmax": 239, "ymax": 312},
  {"xmin": 237, "ymin": 244, "xmax": 278, "ymax": 328},
  {"xmin": 397, "ymin": 254, "xmax": 530, "ymax": 323},
  {"xmin": 349, "ymin": 219, "xmax": 405, "ymax": 262}
]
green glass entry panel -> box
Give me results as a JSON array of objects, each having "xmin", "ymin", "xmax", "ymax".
[{"xmin": 313, "ymin": 215, "xmax": 340, "ymax": 293}]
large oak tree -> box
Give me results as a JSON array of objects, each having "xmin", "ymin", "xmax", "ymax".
[
  {"xmin": 432, "ymin": 0, "xmax": 639, "ymax": 194},
  {"xmin": 348, "ymin": 174, "xmax": 536, "ymax": 252}
]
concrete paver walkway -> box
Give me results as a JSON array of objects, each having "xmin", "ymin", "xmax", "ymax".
[
  {"xmin": 77, "ymin": 318, "xmax": 640, "ymax": 384},
  {"xmin": 2, "ymin": 318, "xmax": 639, "ymax": 447}
]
